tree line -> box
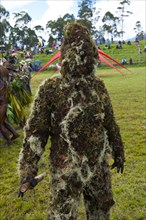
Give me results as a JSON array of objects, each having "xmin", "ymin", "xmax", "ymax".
[{"xmin": 0, "ymin": 0, "xmax": 144, "ymax": 50}]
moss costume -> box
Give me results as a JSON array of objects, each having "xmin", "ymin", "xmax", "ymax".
[{"xmin": 18, "ymin": 23, "xmax": 125, "ymax": 220}]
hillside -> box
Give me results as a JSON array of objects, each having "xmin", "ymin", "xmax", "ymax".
[
  {"xmin": 27, "ymin": 40, "xmax": 146, "ymax": 74},
  {"xmin": 98, "ymin": 40, "xmax": 146, "ymax": 66}
]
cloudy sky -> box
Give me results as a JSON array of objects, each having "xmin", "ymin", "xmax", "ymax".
[{"xmin": 1, "ymin": 0, "xmax": 146, "ymax": 40}]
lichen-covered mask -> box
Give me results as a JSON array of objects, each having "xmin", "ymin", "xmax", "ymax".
[{"xmin": 60, "ymin": 22, "xmax": 98, "ymax": 78}]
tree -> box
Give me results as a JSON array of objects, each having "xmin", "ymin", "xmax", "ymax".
[
  {"xmin": 33, "ymin": 25, "xmax": 45, "ymax": 45},
  {"xmin": 77, "ymin": 0, "xmax": 98, "ymax": 35},
  {"xmin": 134, "ymin": 21, "xmax": 144, "ymax": 41},
  {"xmin": 47, "ymin": 35, "xmax": 55, "ymax": 48},
  {"xmin": 9, "ymin": 26, "xmax": 38, "ymax": 49},
  {"xmin": 95, "ymin": 25, "xmax": 106, "ymax": 44},
  {"xmin": 46, "ymin": 13, "xmax": 75, "ymax": 44},
  {"xmin": 0, "ymin": 4, "xmax": 11, "ymax": 45},
  {"xmin": 134, "ymin": 21, "xmax": 143, "ymax": 35},
  {"xmin": 23, "ymin": 27, "xmax": 38, "ymax": 48},
  {"xmin": 13, "ymin": 11, "xmax": 32, "ymax": 28},
  {"xmin": 116, "ymin": 0, "xmax": 133, "ymax": 40},
  {"xmin": 8, "ymin": 26, "xmax": 20, "ymax": 46},
  {"xmin": 12, "ymin": 11, "xmax": 34, "ymax": 49},
  {"xmin": 102, "ymin": 11, "xmax": 119, "ymax": 38}
]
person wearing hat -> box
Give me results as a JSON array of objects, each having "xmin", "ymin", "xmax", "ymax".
[{"xmin": 18, "ymin": 22, "xmax": 125, "ymax": 219}]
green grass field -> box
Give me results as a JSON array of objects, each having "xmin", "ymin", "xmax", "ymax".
[
  {"xmin": 0, "ymin": 66, "xmax": 146, "ymax": 220},
  {"xmin": 33, "ymin": 39, "xmax": 146, "ymax": 68},
  {"xmin": 98, "ymin": 40, "xmax": 146, "ymax": 65}
]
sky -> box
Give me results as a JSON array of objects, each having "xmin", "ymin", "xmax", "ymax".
[{"xmin": 1, "ymin": 0, "xmax": 146, "ymax": 41}]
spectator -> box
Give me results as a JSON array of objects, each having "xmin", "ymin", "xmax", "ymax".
[
  {"xmin": 138, "ymin": 48, "xmax": 142, "ymax": 54},
  {"xmin": 129, "ymin": 58, "xmax": 133, "ymax": 65},
  {"xmin": 97, "ymin": 60, "xmax": 102, "ymax": 67},
  {"xmin": 111, "ymin": 36, "xmax": 113, "ymax": 43},
  {"xmin": 107, "ymin": 39, "xmax": 111, "ymax": 49},
  {"xmin": 135, "ymin": 40, "xmax": 139, "ymax": 46},
  {"xmin": 29, "ymin": 51, "xmax": 33, "ymax": 59},
  {"xmin": 116, "ymin": 44, "xmax": 122, "ymax": 49},
  {"xmin": 56, "ymin": 62, "xmax": 61, "ymax": 72},
  {"xmin": 46, "ymin": 49, "xmax": 53, "ymax": 55},
  {"xmin": 104, "ymin": 44, "xmax": 108, "ymax": 49},
  {"xmin": 118, "ymin": 40, "xmax": 122, "ymax": 45},
  {"xmin": 122, "ymin": 58, "xmax": 127, "ymax": 65}
]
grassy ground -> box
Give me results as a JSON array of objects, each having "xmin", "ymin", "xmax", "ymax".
[
  {"xmin": 33, "ymin": 39, "xmax": 146, "ymax": 68},
  {"xmin": 98, "ymin": 40, "xmax": 146, "ymax": 65},
  {"xmin": 0, "ymin": 66, "xmax": 146, "ymax": 220}
]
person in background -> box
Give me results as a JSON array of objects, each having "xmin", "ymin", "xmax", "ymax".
[
  {"xmin": 56, "ymin": 62, "xmax": 61, "ymax": 72},
  {"xmin": 122, "ymin": 58, "xmax": 127, "ymax": 65},
  {"xmin": 0, "ymin": 65, "xmax": 19, "ymax": 145},
  {"xmin": 129, "ymin": 58, "xmax": 133, "ymax": 65}
]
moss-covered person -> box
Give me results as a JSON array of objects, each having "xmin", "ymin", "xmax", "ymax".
[{"xmin": 18, "ymin": 22, "xmax": 125, "ymax": 220}]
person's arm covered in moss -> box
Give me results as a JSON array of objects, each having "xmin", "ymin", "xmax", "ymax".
[
  {"xmin": 97, "ymin": 77, "xmax": 125, "ymax": 173},
  {"xmin": 18, "ymin": 80, "xmax": 51, "ymax": 181}
]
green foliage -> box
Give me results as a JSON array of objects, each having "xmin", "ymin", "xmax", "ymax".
[
  {"xmin": 13, "ymin": 11, "xmax": 32, "ymax": 27},
  {"xmin": 0, "ymin": 4, "xmax": 11, "ymax": 44},
  {"xmin": 102, "ymin": 11, "xmax": 119, "ymax": 38},
  {"xmin": 0, "ymin": 66, "xmax": 145, "ymax": 219},
  {"xmin": 46, "ymin": 13, "xmax": 75, "ymax": 42},
  {"xmin": 1, "ymin": 1, "xmax": 145, "ymax": 49},
  {"xmin": 77, "ymin": 0, "xmax": 97, "ymax": 35},
  {"xmin": 116, "ymin": 0, "xmax": 133, "ymax": 39}
]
